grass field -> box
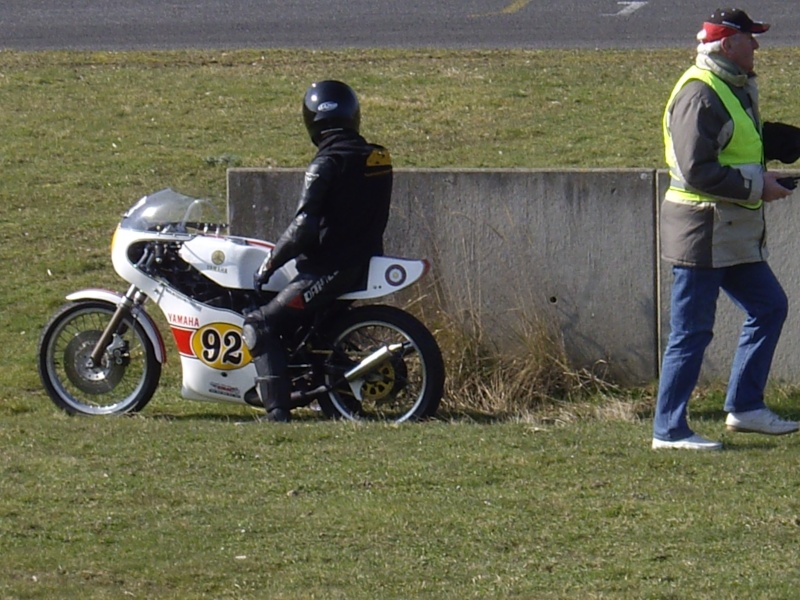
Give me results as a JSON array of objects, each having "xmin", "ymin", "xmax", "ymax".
[{"xmin": 4, "ymin": 48, "xmax": 800, "ymax": 598}]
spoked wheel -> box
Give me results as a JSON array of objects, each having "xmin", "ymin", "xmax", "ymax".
[
  {"xmin": 317, "ymin": 305, "xmax": 444, "ymax": 422},
  {"xmin": 37, "ymin": 300, "xmax": 161, "ymax": 415}
]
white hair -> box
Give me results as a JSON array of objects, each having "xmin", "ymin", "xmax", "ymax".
[{"xmin": 696, "ymin": 35, "xmax": 724, "ymax": 55}]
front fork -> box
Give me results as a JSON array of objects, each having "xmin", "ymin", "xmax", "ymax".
[{"xmin": 89, "ymin": 284, "xmax": 147, "ymax": 367}]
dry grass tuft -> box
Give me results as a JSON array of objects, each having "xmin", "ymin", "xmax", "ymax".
[{"xmin": 424, "ymin": 304, "xmax": 646, "ymax": 421}]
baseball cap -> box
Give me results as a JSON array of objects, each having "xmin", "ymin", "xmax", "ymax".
[{"xmin": 697, "ymin": 8, "xmax": 770, "ymax": 43}]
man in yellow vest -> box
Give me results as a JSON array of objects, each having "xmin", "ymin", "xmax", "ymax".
[{"xmin": 654, "ymin": 8, "xmax": 800, "ymax": 450}]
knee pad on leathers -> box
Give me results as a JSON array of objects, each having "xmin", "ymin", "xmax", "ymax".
[{"xmin": 242, "ymin": 311, "xmax": 268, "ymax": 354}]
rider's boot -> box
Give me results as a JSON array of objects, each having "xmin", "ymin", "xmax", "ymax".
[
  {"xmin": 243, "ymin": 318, "xmax": 292, "ymax": 423},
  {"xmin": 255, "ymin": 375, "xmax": 291, "ymax": 423},
  {"xmin": 252, "ymin": 343, "xmax": 291, "ymax": 422}
]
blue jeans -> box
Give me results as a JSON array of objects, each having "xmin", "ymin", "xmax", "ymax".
[{"xmin": 653, "ymin": 262, "xmax": 788, "ymax": 441}]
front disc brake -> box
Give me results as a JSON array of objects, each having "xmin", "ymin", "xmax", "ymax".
[{"xmin": 63, "ymin": 331, "xmax": 126, "ymax": 394}]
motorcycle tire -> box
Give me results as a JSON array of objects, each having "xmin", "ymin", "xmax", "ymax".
[
  {"xmin": 317, "ymin": 304, "xmax": 444, "ymax": 422},
  {"xmin": 37, "ymin": 300, "xmax": 161, "ymax": 415}
]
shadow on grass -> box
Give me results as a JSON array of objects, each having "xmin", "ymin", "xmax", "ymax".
[
  {"xmin": 140, "ymin": 399, "xmax": 659, "ymax": 425},
  {"xmin": 138, "ymin": 405, "xmax": 508, "ymax": 424},
  {"xmin": 689, "ymin": 404, "xmax": 800, "ymax": 422},
  {"xmin": 721, "ymin": 437, "xmax": 790, "ymax": 450}
]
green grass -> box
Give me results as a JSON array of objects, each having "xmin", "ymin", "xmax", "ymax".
[
  {"xmin": 4, "ymin": 402, "xmax": 800, "ymax": 599},
  {"xmin": 4, "ymin": 48, "xmax": 800, "ymax": 598}
]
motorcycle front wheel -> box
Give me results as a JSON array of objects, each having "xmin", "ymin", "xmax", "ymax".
[
  {"xmin": 37, "ymin": 300, "xmax": 161, "ymax": 415},
  {"xmin": 317, "ymin": 304, "xmax": 444, "ymax": 422}
]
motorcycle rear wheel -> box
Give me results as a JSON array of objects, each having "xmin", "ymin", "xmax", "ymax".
[
  {"xmin": 37, "ymin": 300, "xmax": 161, "ymax": 415},
  {"xmin": 317, "ymin": 305, "xmax": 444, "ymax": 422}
]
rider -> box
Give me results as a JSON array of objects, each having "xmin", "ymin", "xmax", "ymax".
[{"xmin": 243, "ymin": 80, "xmax": 393, "ymax": 422}]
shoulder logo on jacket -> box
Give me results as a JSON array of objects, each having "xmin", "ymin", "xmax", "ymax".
[{"xmin": 304, "ymin": 171, "xmax": 319, "ymax": 189}]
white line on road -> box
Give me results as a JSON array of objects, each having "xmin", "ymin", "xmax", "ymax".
[
  {"xmin": 602, "ymin": 1, "xmax": 648, "ymax": 17},
  {"xmin": 471, "ymin": 0, "xmax": 531, "ymax": 18}
]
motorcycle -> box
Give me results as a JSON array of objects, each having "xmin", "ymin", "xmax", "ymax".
[{"xmin": 37, "ymin": 188, "xmax": 445, "ymax": 422}]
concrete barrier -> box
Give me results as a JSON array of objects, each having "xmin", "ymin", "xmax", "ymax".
[{"xmin": 228, "ymin": 168, "xmax": 800, "ymax": 386}]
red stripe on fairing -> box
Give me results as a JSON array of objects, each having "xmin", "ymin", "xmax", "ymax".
[
  {"xmin": 171, "ymin": 327, "xmax": 195, "ymax": 357},
  {"xmin": 242, "ymin": 237, "xmax": 274, "ymax": 249}
]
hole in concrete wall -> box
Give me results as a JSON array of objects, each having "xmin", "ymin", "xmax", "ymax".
[{"xmin": 549, "ymin": 296, "xmax": 558, "ymax": 304}]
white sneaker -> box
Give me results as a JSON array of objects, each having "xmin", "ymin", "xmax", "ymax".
[
  {"xmin": 726, "ymin": 408, "xmax": 799, "ymax": 436},
  {"xmin": 652, "ymin": 434, "xmax": 722, "ymax": 451}
]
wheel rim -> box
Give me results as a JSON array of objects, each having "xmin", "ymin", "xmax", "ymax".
[
  {"xmin": 325, "ymin": 320, "xmax": 427, "ymax": 422},
  {"xmin": 43, "ymin": 307, "xmax": 151, "ymax": 414}
]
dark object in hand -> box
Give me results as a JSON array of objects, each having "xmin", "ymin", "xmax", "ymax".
[
  {"xmin": 763, "ymin": 122, "xmax": 800, "ymax": 164},
  {"xmin": 776, "ymin": 176, "xmax": 800, "ymax": 190}
]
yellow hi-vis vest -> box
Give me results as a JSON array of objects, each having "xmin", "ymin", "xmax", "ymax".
[{"xmin": 663, "ymin": 65, "xmax": 764, "ymax": 210}]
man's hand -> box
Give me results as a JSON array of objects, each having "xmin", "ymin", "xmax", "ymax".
[
  {"xmin": 253, "ymin": 257, "xmax": 275, "ymax": 291},
  {"xmin": 763, "ymin": 171, "xmax": 795, "ymax": 202}
]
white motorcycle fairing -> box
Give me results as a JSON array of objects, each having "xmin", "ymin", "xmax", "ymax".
[{"xmin": 177, "ymin": 234, "xmax": 430, "ymax": 299}]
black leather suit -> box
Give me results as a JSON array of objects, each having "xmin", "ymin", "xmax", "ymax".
[{"xmin": 243, "ymin": 129, "xmax": 393, "ymax": 413}]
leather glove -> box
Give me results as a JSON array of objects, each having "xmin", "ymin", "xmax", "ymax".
[{"xmin": 253, "ymin": 257, "xmax": 275, "ymax": 291}]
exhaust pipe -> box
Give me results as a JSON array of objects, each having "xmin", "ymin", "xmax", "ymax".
[{"xmin": 344, "ymin": 343, "xmax": 404, "ymax": 381}]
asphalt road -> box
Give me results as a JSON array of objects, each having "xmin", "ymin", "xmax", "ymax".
[{"xmin": 2, "ymin": 1, "xmax": 798, "ymax": 51}]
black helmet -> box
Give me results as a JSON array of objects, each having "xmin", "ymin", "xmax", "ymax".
[{"xmin": 303, "ymin": 80, "xmax": 361, "ymax": 145}]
